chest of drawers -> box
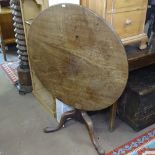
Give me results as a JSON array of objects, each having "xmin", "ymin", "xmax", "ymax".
[{"xmin": 81, "ymin": 0, "xmax": 148, "ymax": 49}]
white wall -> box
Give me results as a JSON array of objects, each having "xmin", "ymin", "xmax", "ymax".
[{"xmin": 49, "ymin": 0, "xmax": 80, "ymax": 6}]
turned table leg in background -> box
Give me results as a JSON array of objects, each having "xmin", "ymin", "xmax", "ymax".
[{"xmin": 109, "ymin": 102, "xmax": 118, "ymax": 132}]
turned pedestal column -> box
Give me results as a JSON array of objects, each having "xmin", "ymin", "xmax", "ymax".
[{"xmin": 10, "ymin": 0, "xmax": 32, "ymax": 94}]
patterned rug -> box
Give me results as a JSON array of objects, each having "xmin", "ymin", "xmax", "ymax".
[
  {"xmin": 106, "ymin": 128, "xmax": 155, "ymax": 155},
  {"xmin": 0, "ymin": 61, "xmax": 18, "ymax": 83}
]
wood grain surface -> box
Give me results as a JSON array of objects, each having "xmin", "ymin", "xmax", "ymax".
[{"xmin": 28, "ymin": 4, "xmax": 128, "ymax": 111}]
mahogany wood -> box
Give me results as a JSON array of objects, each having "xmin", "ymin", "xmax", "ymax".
[{"xmin": 28, "ymin": 4, "xmax": 128, "ymax": 111}]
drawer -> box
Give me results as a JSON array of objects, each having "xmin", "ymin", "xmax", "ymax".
[
  {"xmin": 107, "ymin": 0, "xmax": 148, "ymax": 13},
  {"xmin": 106, "ymin": 10, "xmax": 146, "ymax": 38},
  {"xmin": 81, "ymin": 0, "xmax": 107, "ymax": 17}
]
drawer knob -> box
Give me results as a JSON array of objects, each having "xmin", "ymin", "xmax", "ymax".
[{"xmin": 125, "ymin": 19, "xmax": 132, "ymax": 25}]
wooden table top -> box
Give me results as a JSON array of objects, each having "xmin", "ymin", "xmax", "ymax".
[{"xmin": 28, "ymin": 4, "xmax": 128, "ymax": 111}]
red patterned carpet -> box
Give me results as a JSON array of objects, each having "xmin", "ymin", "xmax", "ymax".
[
  {"xmin": 106, "ymin": 128, "xmax": 155, "ymax": 155},
  {"xmin": 0, "ymin": 62, "xmax": 18, "ymax": 83}
]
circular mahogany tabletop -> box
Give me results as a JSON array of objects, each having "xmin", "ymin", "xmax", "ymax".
[{"xmin": 28, "ymin": 4, "xmax": 128, "ymax": 111}]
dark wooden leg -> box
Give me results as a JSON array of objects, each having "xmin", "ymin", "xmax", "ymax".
[
  {"xmin": 44, "ymin": 110, "xmax": 76, "ymax": 133},
  {"xmin": 44, "ymin": 109, "xmax": 105, "ymax": 155},
  {"xmin": 81, "ymin": 111, "xmax": 105, "ymax": 155},
  {"xmin": 109, "ymin": 102, "xmax": 117, "ymax": 132}
]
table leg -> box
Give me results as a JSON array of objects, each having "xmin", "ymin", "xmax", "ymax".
[
  {"xmin": 44, "ymin": 109, "xmax": 105, "ymax": 155},
  {"xmin": 44, "ymin": 110, "xmax": 76, "ymax": 133},
  {"xmin": 109, "ymin": 102, "xmax": 117, "ymax": 132},
  {"xmin": 81, "ymin": 111, "xmax": 105, "ymax": 155}
]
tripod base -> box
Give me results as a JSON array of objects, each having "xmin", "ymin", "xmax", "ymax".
[{"xmin": 44, "ymin": 109, "xmax": 105, "ymax": 155}]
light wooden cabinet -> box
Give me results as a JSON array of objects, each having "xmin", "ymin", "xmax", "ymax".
[
  {"xmin": 81, "ymin": 0, "xmax": 148, "ymax": 49},
  {"xmin": 19, "ymin": 0, "xmax": 49, "ymax": 40}
]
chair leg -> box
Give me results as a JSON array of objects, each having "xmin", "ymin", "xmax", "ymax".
[{"xmin": 109, "ymin": 102, "xmax": 117, "ymax": 132}]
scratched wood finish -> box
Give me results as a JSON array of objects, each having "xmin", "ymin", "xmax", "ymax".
[{"xmin": 28, "ymin": 4, "xmax": 128, "ymax": 111}]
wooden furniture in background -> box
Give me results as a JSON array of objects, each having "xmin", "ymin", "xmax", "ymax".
[
  {"xmin": 80, "ymin": 0, "xmax": 148, "ymax": 49},
  {"xmin": 19, "ymin": 0, "xmax": 49, "ymax": 40},
  {"xmin": 0, "ymin": 7, "xmax": 15, "ymax": 61},
  {"xmin": 127, "ymin": 48, "xmax": 155, "ymax": 71},
  {"xmin": 118, "ymin": 64, "xmax": 155, "ymax": 131},
  {"xmin": 28, "ymin": 4, "xmax": 128, "ymax": 154},
  {"xmin": 10, "ymin": 0, "xmax": 32, "ymax": 94}
]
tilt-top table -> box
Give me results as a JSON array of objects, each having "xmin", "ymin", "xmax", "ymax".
[{"xmin": 28, "ymin": 4, "xmax": 128, "ymax": 155}]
